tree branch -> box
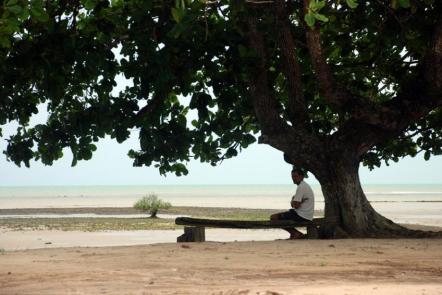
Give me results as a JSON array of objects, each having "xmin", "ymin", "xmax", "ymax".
[
  {"xmin": 135, "ymin": 83, "xmax": 172, "ymax": 126},
  {"xmin": 368, "ymin": 18, "xmax": 442, "ymax": 131},
  {"xmin": 303, "ymin": 0, "xmax": 348, "ymax": 110},
  {"xmin": 246, "ymin": 16, "xmax": 288, "ymax": 136},
  {"xmin": 302, "ymin": 0, "xmax": 390, "ymax": 123},
  {"xmin": 424, "ymin": 18, "xmax": 442, "ymax": 92},
  {"xmin": 247, "ymin": 14, "xmax": 326, "ymax": 169},
  {"xmin": 334, "ymin": 19, "xmax": 442, "ymax": 158},
  {"xmin": 275, "ymin": 0, "xmax": 309, "ymax": 126}
]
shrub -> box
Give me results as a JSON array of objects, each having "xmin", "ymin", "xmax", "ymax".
[{"xmin": 133, "ymin": 194, "xmax": 171, "ymax": 218}]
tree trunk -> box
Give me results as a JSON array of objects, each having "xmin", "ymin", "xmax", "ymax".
[
  {"xmin": 150, "ymin": 210, "xmax": 158, "ymax": 218},
  {"xmin": 315, "ymin": 157, "xmax": 442, "ymax": 238}
]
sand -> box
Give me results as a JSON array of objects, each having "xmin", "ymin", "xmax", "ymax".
[
  {"xmin": 0, "ymin": 228, "xmax": 288, "ymax": 251},
  {"xmin": 1, "ymin": 239, "xmax": 442, "ymax": 294},
  {"xmin": 1, "ymin": 204, "xmax": 442, "ymax": 294}
]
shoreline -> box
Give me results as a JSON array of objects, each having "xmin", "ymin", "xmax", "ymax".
[
  {"xmin": 1, "ymin": 205, "xmax": 441, "ymax": 233},
  {"xmin": 1, "ymin": 205, "xmax": 441, "ymax": 252}
]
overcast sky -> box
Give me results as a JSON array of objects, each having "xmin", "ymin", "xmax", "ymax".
[{"xmin": 1, "ymin": 127, "xmax": 441, "ymax": 186}]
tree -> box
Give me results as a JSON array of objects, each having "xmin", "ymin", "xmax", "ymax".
[
  {"xmin": 1, "ymin": 0, "xmax": 441, "ymax": 237},
  {"xmin": 134, "ymin": 194, "xmax": 171, "ymax": 218}
]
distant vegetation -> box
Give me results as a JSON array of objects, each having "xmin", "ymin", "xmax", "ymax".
[{"xmin": 133, "ymin": 194, "xmax": 171, "ymax": 218}]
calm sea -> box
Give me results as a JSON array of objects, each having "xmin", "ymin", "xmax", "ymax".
[
  {"xmin": 0, "ymin": 183, "xmax": 441, "ymax": 207},
  {"xmin": 0, "ymin": 184, "xmax": 441, "ymax": 226}
]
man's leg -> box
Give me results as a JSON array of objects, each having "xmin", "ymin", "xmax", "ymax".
[{"xmin": 270, "ymin": 212, "xmax": 304, "ymax": 239}]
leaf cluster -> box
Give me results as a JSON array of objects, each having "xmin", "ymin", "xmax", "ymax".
[{"xmin": 1, "ymin": 0, "xmax": 441, "ymax": 174}]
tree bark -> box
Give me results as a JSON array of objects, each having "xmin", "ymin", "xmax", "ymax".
[
  {"xmin": 314, "ymin": 154, "xmax": 442, "ymax": 238},
  {"xmin": 150, "ymin": 210, "xmax": 158, "ymax": 218}
]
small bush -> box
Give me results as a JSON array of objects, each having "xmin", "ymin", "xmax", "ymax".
[{"xmin": 133, "ymin": 194, "xmax": 171, "ymax": 218}]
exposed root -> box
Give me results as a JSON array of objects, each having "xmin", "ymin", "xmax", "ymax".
[{"xmin": 321, "ymin": 216, "xmax": 442, "ymax": 239}]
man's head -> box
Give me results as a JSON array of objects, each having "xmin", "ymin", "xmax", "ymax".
[{"xmin": 291, "ymin": 168, "xmax": 305, "ymax": 185}]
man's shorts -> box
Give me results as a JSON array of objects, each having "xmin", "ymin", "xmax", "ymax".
[{"xmin": 274, "ymin": 209, "xmax": 310, "ymax": 222}]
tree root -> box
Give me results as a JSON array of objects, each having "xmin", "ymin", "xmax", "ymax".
[{"xmin": 322, "ymin": 219, "xmax": 442, "ymax": 239}]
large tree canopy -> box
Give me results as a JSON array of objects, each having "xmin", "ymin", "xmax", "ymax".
[{"xmin": 1, "ymin": 0, "xmax": 441, "ymax": 237}]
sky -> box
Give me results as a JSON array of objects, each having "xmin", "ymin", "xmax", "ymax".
[{"xmin": 1, "ymin": 126, "xmax": 441, "ymax": 186}]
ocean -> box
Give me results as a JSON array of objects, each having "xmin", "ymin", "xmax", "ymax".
[{"xmin": 1, "ymin": 184, "xmax": 441, "ymax": 226}]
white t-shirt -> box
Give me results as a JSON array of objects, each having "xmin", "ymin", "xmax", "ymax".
[{"xmin": 291, "ymin": 180, "xmax": 315, "ymax": 221}]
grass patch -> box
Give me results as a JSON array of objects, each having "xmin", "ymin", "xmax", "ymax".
[
  {"xmin": 169, "ymin": 207, "xmax": 279, "ymax": 221},
  {"xmin": 0, "ymin": 217, "xmax": 179, "ymax": 231},
  {"xmin": 0, "ymin": 207, "xmax": 324, "ymax": 232},
  {"xmin": 0, "ymin": 207, "xmax": 278, "ymax": 231}
]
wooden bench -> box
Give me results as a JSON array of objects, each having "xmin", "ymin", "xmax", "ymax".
[{"xmin": 175, "ymin": 217, "xmax": 335, "ymax": 242}]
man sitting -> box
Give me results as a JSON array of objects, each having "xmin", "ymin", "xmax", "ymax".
[{"xmin": 270, "ymin": 168, "xmax": 315, "ymax": 239}]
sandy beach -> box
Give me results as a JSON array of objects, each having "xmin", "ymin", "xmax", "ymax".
[
  {"xmin": 1, "ymin": 186, "xmax": 442, "ymax": 294},
  {"xmin": 1, "ymin": 239, "xmax": 442, "ymax": 294}
]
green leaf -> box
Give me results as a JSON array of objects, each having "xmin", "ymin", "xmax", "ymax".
[
  {"xmin": 82, "ymin": 0, "xmax": 98, "ymax": 10},
  {"xmin": 172, "ymin": 163, "xmax": 188, "ymax": 176},
  {"xmin": 171, "ymin": 7, "xmax": 185, "ymax": 23},
  {"xmin": 18, "ymin": 8, "xmax": 30, "ymax": 21},
  {"xmin": 238, "ymin": 44, "xmax": 248, "ymax": 57},
  {"xmin": 313, "ymin": 13, "xmax": 329, "ymax": 23},
  {"xmin": 346, "ymin": 0, "xmax": 358, "ymax": 9},
  {"xmin": 111, "ymin": 0, "xmax": 124, "ymax": 6},
  {"xmin": 30, "ymin": 5, "xmax": 49, "ymax": 22},
  {"xmin": 309, "ymin": 0, "xmax": 326, "ymax": 11},
  {"xmin": 225, "ymin": 147, "xmax": 238, "ymax": 158},
  {"xmin": 168, "ymin": 23, "xmax": 185, "ymax": 38},
  {"xmin": 71, "ymin": 156, "xmax": 78, "ymax": 167},
  {"xmin": 398, "ymin": 0, "xmax": 411, "ymax": 8},
  {"xmin": 304, "ymin": 13, "xmax": 316, "ymax": 27},
  {"xmin": 177, "ymin": 114, "xmax": 187, "ymax": 127},
  {"xmin": 5, "ymin": 0, "xmax": 19, "ymax": 6},
  {"xmin": 0, "ymin": 36, "xmax": 12, "ymax": 48},
  {"xmin": 6, "ymin": 5, "xmax": 23, "ymax": 15}
]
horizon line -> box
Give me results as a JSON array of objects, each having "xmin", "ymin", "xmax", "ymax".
[{"xmin": 1, "ymin": 183, "xmax": 442, "ymax": 187}]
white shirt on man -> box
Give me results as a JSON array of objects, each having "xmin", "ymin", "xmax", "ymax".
[{"xmin": 291, "ymin": 180, "xmax": 315, "ymax": 220}]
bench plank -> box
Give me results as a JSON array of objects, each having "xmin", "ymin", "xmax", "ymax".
[
  {"xmin": 175, "ymin": 217, "xmax": 326, "ymax": 229},
  {"xmin": 175, "ymin": 217, "xmax": 337, "ymax": 242}
]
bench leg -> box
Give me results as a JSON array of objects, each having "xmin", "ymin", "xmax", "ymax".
[
  {"xmin": 177, "ymin": 226, "xmax": 206, "ymax": 242},
  {"xmin": 306, "ymin": 224, "xmax": 319, "ymax": 239}
]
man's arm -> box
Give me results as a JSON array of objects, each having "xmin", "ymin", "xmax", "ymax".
[{"xmin": 291, "ymin": 198, "xmax": 307, "ymax": 209}]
